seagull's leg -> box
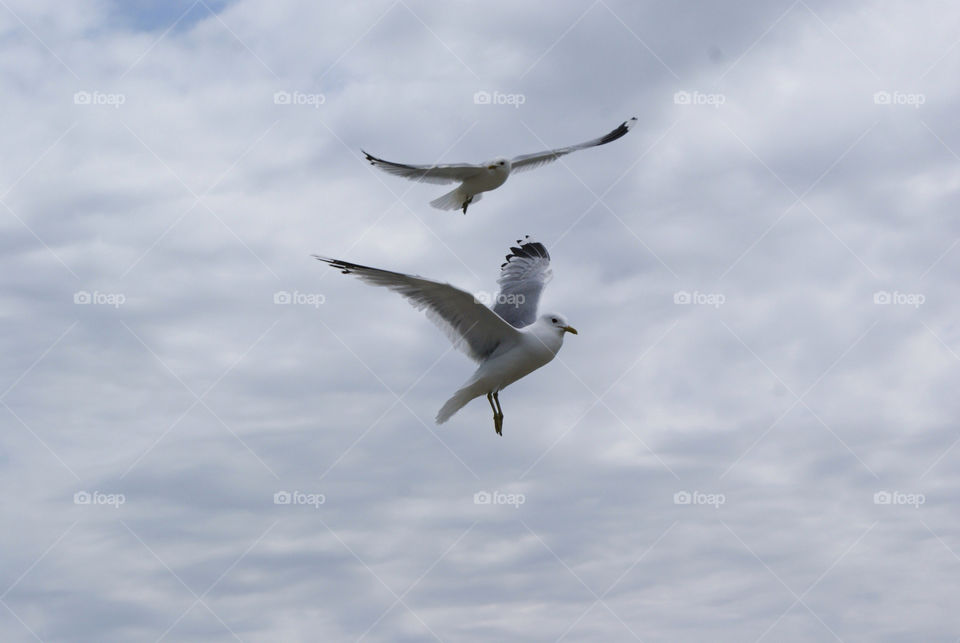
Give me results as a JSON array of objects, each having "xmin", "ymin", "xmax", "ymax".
[
  {"xmin": 462, "ymin": 195, "xmax": 472, "ymax": 215},
  {"xmin": 493, "ymin": 391, "xmax": 504, "ymax": 436},
  {"xmin": 487, "ymin": 392, "xmax": 500, "ymax": 435}
]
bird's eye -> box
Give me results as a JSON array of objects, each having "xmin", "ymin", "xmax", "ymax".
[{"xmin": 551, "ymin": 317, "xmax": 558, "ymax": 323}]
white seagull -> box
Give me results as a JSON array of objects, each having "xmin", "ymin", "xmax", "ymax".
[
  {"xmin": 362, "ymin": 117, "xmax": 637, "ymax": 214},
  {"xmin": 314, "ymin": 236, "xmax": 575, "ymax": 435}
]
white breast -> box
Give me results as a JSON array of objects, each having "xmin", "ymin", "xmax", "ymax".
[
  {"xmin": 475, "ymin": 327, "xmax": 563, "ymax": 392},
  {"xmin": 464, "ymin": 166, "xmax": 510, "ymax": 192}
]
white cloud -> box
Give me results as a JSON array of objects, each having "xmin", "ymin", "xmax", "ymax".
[{"xmin": 2, "ymin": 0, "xmax": 960, "ymax": 640}]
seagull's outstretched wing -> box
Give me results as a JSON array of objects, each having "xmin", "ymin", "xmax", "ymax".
[
  {"xmin": 362, "ymin": 151, "xmax": 484, "ymax": 185},
  {"xmin": 314, "ymin": 256, "xmax": 520, "ymax": 362},
  {"xmin": 510, "ymin": 117, "xmax": 638, "ymax": 173},
  {"xmin": 493, "ymin": 236, "xmax": 552, "ymax": 328}
]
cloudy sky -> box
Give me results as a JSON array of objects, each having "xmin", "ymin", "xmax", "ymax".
[{"xmin": 2, "ymin": 0, "xmax": 959, "ymax": 640}]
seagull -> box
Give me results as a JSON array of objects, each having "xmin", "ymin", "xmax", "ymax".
[
  {"xmin": 314, "ymin": 236, "xmax": 576, "ymax": 436},
  {"xmin": 362, "ymin": 117, "xmax": 638, "ymax": 214}
]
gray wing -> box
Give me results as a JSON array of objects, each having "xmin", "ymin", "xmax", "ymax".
[
  {"xmin": 510, "ymin": 117, "xmax": 637, "ymax": 173},
  {"xmin": 492, "ymin": 236, "xmax": 552, "ymax": 328},
  {"xmin": 362, "ymin": 151, "xmax": 484, "ymax": 185},
  {"xmin": 315, "ymin": 256, "xmax": 519, "ymax": 362}
]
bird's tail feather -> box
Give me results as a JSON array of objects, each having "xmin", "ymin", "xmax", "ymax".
[
  {"xmin": 436, "ymin": 384, "xmax": 481, "ymax": 424},
  {"xmin": 430, "ymin": 188, "xmax": 480, "ymax": 211},
  {"xmin": 430, "ymin": 187, "xmax": 464, "ymax": 211}
]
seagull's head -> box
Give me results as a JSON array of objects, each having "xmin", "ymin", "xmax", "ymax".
[
  {"xmin": 487, "ymin": 157, "xmax": 511, "ymax": 172},
  {"xmin": 541, "ymin": 313, "xmax": 577, "ymax": 336}
]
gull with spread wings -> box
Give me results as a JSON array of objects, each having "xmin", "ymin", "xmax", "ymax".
[
  {"xmin": 362, "ymin": 117, "xmax": 637, "ymax": 214},
  {"xmin": 314, "ymin": 237, "xmax": 575, "ymax": 435}
]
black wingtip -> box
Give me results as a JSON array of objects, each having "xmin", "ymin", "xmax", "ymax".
[
  {"xmin": 597, "ymin": 117, "xmax": 638, "ymax": 146},
  {"xmin": 314, "ymin": 255, "xmax": 356, "ymax": 274},
  {"xmin": 501, "ymin": 235, "xmax": 549, "ymax": 267}
]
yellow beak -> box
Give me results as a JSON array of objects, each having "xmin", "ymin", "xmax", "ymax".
[
  {"xmin": 488, "ymin": 165, "xmax": 497, "ymax": 170},
  {"xmin": 563, "ymin": 325, "xmax": 578, "ymax": 335}
]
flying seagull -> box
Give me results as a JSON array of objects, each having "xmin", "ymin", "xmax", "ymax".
[
  {"xmin": 362, "ymin": 117, "xmax": 638, "ymax": 214},
  {"xmin": 314, "ymin": 236, "xmax": 576, "ymax": 435}
]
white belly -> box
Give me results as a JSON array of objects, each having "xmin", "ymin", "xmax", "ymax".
[
  {"xmin": 463, "ymin": 169, "xmax": 510, "ymax": 194},
  {"xmin": 474, "ymin": 333, "xmax": 559, "ymax": 392}
]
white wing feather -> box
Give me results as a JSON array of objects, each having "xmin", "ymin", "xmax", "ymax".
[
  {"xmin": 362, "ymin": 151, "xmax": 484, "ymax": 185},
  {"xmin": 314, "ymin": 256, "xmax": 519, "ymax": 362},
  {"xmin": 492, "ymin": 236, "xmax": 552, "ymax": 328},
  {"xmin": 510, "ymin": 117, "xmax": 638, "ymax": 173}
]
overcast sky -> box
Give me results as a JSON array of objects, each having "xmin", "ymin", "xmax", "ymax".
[{"xmin": 2, "ymin": 0, "xmax": 960, "ymax": 640}]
